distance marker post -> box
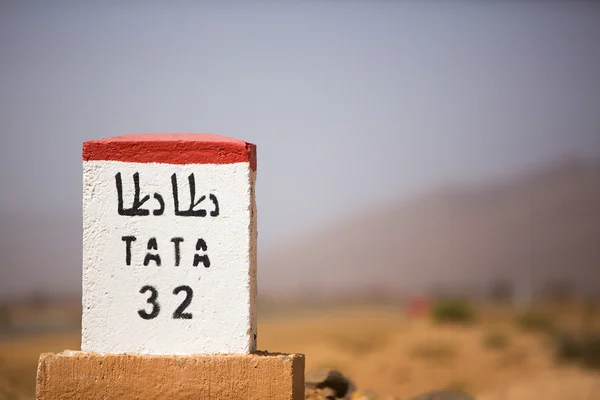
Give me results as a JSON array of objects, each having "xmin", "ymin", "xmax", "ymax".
[{"xmin": 36, "ymin": 134, "xmax": 304, "ymax": 400}]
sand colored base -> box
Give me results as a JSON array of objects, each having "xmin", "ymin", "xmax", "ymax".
[{"xmin": 36, "ymin": 351, "xmax": 304, "ymax": 400}]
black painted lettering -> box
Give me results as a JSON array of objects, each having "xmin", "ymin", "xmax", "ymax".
[
  {"xmin": 115, "ymin": 172, "xmax": 150, "ymax": 216},
  {"xmin": 138, "ymin": 285, "xmax": 160, "ymax": 319},
  {"xmin": 172, "ymin": 285, "xmax": 193, "ymax": 319},
  {"xmin": 170, "ymin": 237, "xmax": 184, "ymax": 266},
  {"xmin": 193, "ymin": 239, "xmax": 210, "ymax": 268},
  {"xmin": 209, "ymin": 193, "xmax": 219, "ymax": 217},
  {"xmin": 172, "ymin": 173, "xmax": 212, "ymax": 217},
  {"xmin": 115, "ymin": 172, "xmax": 165, "ymax": 216},
  {"xmin": 121, "ymin": 236, "xmax": 136, "ymax": 266},
  {"xmin": 153, "ymin": 193, "xmax": 165, "ymax": 215},
  {"xmin": 143, "ymin": 237, "xmax": 161, "ymax": 266}
]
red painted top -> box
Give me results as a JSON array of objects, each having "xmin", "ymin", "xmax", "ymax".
[{"xmin": 83, "ymin": 133, "xmax": 256, "ymax": 170}]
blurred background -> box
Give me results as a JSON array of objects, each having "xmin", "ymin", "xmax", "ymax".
[{"xmin": 1, "ymin": 1, "xmax": 599, "ymax": 399}]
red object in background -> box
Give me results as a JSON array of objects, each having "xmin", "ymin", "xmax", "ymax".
[{"xmin": 405, "ymin": 297, "xmax": 431, "ymax": 318}]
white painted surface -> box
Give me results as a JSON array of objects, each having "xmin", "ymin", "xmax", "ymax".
[{"xmin": 82, "ymin": 160, "xmax": 257, "ymax": 355}]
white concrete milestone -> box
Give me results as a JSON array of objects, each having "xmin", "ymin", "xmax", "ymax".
[{"xmin": 81, "ymin": 134, "xmax": 257, "ymax": 355}]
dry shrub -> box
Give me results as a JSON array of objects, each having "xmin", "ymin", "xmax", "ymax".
[
  {"xmin": 328, "ymin": 325, "xmax": 390, "ymax": 355},
  {"xmin": 410, "ymin": 340, "xmax": 457, "ymax": 360},
  {"xmin": 554, "ymin": 331, "xmax": 600, "ymax": 370},
  {"xmin": 554, "ymin": 332, "xmax": 581, "ymax": 363},
  {"xmin": 330, "ymin": 332, "xmax": 389, "ymax": 355},
  {"xmin": 446, "ymin": 380, "xmax": 472, "ymax": 394},
  {"xmin": 482, "ymin": 330, "xmax": 510, "ymax": 350},
  {"xmin": 514, "ymin": 310, "xmax": 555, "ymax": 334},
  {"xmin": 431, "ymin": 299, "xmax": 475, "ymax": 325},
  {"xmin": 581, "ymin": 334, "xmax": 600, "ymax": 369},
  {"xmin": 0, "ymin": 306, "xmax": 11, "ymax": 329}
]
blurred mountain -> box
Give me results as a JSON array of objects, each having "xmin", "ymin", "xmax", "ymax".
[
  {"xmin": 261, "ymin": 158, "xmax": 600, "ymax": 300},
  {"xmin": 1, "ymin": 158, "xmax": 599, "ymax": 303},
  {"xmin": 0, "ymin": 211, "xmax": 82, "ymax": 302}
]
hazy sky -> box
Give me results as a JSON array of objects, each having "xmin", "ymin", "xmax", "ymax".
[{"xmin": 1, "ymin": 1, "xmax": 599, "ymax": 298}]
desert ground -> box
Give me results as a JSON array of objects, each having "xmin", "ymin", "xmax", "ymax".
[{"xmin": 1, "ymin": 302, "xmax": 599, "ymax": 399}]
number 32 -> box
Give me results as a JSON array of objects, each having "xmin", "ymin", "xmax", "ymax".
[{"xmin": 138, "ymin": 285, "xmax": 193, "ymax": 320}]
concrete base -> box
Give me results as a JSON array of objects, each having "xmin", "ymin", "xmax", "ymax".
[{"xmin": 36, "ymin": 351, "xmax": 304, "ymax": 400}]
